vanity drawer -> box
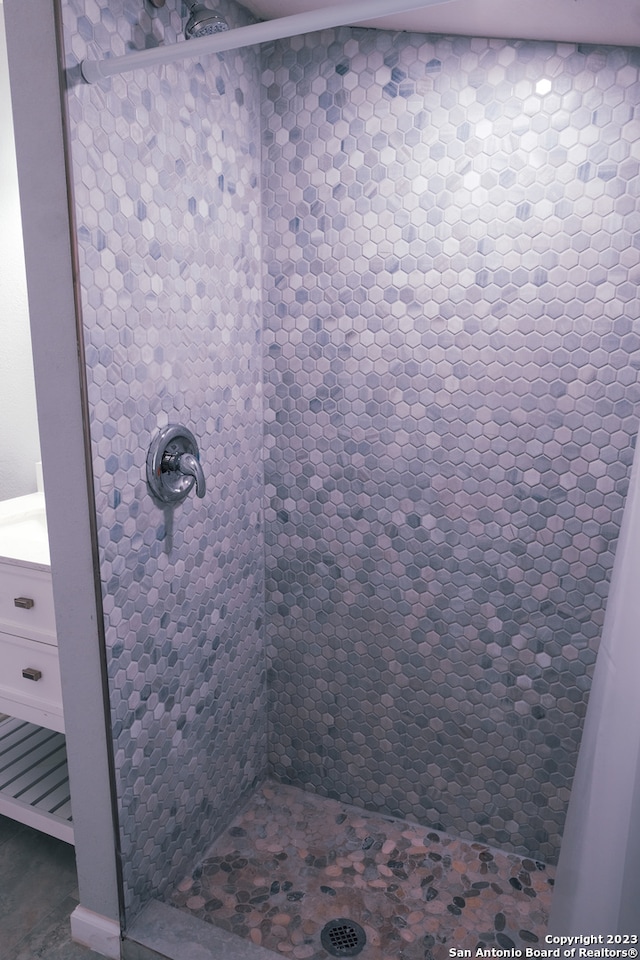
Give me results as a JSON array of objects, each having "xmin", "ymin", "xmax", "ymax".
[
  {"xmin": 0, "ymin": 563, "xmax": 56, "ymax": 646},
  {"xmin": 0, "ymin": 631, "xmax": 63, "ymax": 732}
]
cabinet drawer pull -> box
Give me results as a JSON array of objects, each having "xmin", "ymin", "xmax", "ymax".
[
  {"xmin": 14, "ymin": 597, "xmax": 35, "ymax": 610},
  {"xmin": 22, "ymin": 667, "xmax": 42, "ymax": 682}
]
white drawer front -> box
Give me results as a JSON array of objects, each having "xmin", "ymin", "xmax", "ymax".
[
  {"xmin": 0, "ymin": 563, "xmax": 56, "ymax": 646},
  {"xmin": 0, "ymin": 632, "xmax": 63, "ymax": 729}
]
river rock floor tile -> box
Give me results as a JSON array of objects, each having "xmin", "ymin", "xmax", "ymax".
[{"xmin": 169, "ymin": 781, "xmax": 554, "ymax": 960}]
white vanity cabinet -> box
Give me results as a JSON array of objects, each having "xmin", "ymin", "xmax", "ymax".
[
  {"xmin": 0, "ymin": 495, "xmax": 73, "ymax": 843},
  {"xmin": 0, "ymin": 558, "xmax": 63, "ymax": 733}
]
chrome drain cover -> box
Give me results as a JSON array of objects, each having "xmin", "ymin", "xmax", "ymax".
[{"xmin": 320, "ymin": 918, "xmax": 367, "ymax": 957}]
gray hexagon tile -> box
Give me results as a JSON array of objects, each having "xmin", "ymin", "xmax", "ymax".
[
  {"xmin": 62, "ymin": 0, "xmax": 265, "ymax": 916},
  {"xmin": 262, "ymin": 29, "xmax": 640, "ymax": 866},
  {"xmin": 61, "ymin": 0, "xmax": 640, "ymax": 919}
]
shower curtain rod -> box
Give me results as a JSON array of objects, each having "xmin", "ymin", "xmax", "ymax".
[{"xmin": 80, "ymin": 0, "xmax": 455, "ymax": 84}]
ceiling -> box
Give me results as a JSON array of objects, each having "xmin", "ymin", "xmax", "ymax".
[{"xmin": 241, "ymin": 0, "xmax": 640, "ymax": 48}]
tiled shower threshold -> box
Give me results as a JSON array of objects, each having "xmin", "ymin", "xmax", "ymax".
[
  {"xmin": 123, "ymin": 898, "xmax": 276, "ymax": 960},
  {"xmin": 124, "ymin": 781, "xmax": 554, "ymax": 960}
]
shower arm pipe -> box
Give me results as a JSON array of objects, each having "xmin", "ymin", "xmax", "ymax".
[{"xmin": 81, "ymin": 0, "xmax": 456, "ymax": 83}]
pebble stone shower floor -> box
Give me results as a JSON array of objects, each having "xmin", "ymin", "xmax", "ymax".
[{"xmin": 169, "ymin": 781, "xmax": 555, "ymax": 960}]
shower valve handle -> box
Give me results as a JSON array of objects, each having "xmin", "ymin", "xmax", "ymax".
[
  {"xmin": 146, "ymin": 424, "xmax": 206, "ymax": 504},
  {"xmin": 162, "ymin": 450, "xmax": 206, "ymax": 498}
]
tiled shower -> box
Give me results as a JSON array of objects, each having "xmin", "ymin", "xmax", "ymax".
[{"xmin": 61, "ymin": 0, "xmax": 640, "ymax": 924}]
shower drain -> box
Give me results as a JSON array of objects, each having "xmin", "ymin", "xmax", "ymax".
[{"xmin": 320, "ymin": 918, "xmax": 367, "ymax": 957}]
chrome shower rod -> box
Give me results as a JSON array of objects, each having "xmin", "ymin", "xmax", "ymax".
[{"xmin": 81, "ymin": 0, "xmax": 456, "ymax": 83}]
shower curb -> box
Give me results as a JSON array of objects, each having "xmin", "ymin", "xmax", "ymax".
[{"xmin": 122, "ymin": 898, "xmax": 279, "ymax": 960}]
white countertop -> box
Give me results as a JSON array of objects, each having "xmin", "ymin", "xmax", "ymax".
[{"xmin": 0, "ymin": 492, "xmax": 50, "ymax": 569}]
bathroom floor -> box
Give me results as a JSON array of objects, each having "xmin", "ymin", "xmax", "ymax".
[
  {"xmin": 169, "ymin": 781, "xmax": 554, "ymax": 960},
  {"xmin": 0, "ymin": 813, "xmax": 103, "ymax": 960}
]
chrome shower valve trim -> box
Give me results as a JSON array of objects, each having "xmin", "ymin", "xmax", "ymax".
[{"xmin": 146, "ymin": 424, "xmax": 206, "ymax": 504}]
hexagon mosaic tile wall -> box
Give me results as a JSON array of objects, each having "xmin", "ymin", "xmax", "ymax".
[
  {"xmin": 62, "ymin": 0, "xmax": 265, "ymax": 915},
  {"xmin": 262, "ymin": 30, "xmax": 640, "ymax": 864},
  {"xmin": 60, "ymin": 0, "xmax": 640, "ymax": 920}
]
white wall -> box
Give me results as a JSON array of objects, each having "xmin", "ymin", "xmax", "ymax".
[
  {"xmin": 245, "ymin": 0, "xmax": 640, "ymax": 47},
  {"xmin": 0, "ymin": 4, "xmax": 41, "ymax": 500}
]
